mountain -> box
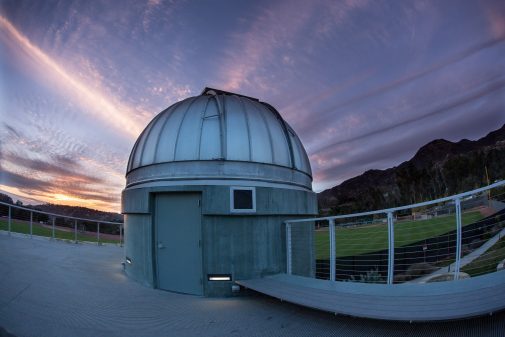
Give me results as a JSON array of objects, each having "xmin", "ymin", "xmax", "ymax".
[{"xmin": 318, "ymin": 124, "xmax": 505, "ymax": 214}]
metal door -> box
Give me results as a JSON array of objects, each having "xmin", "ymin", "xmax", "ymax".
[{"xmin": 155, "ymin": 193, "xmax": 203, "ymax": 295}]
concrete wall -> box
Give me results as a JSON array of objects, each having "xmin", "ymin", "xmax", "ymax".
[
  {"xmin": 123, "ymin": 214, "xmax": 154, "ymax": 287},
  {"xmin": 122, "ymin": 184, "xmax": 317, "ymax": 296},
  {"xmin": 122, "ymin": 185, "xmax": 317, "ymax": 215}
]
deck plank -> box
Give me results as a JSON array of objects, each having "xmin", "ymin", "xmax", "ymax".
[{"xmin": 237, "ymin": 272, "xmax": 505, "ymax": 321}]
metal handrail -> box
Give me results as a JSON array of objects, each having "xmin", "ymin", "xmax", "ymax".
[
  {"xmin": 0, "ymin": 199, "xmax": 123, "ymax": 246},
  {"xmin": 285, "ymin": 180, "xmax": 505, "ymax": 285},
  {"xmin": 0, "ymin": 200, "xmax": 122, "ymax": 225}
]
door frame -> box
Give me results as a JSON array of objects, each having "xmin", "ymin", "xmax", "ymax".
[{"xmin": 151, "ymin": 192, "xmax": 204, "ymax": 295}]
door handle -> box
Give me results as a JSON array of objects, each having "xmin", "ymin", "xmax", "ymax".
[{"xmin": 158, "ymin": 242, "xmax": 165, "ymax": 249}]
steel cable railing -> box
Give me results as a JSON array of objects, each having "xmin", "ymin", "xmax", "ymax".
[
  {"xmin": 286, "ymin": 180, "xmax": 505, "ymax": 284},
  {"xmin": 0, "ymin": 200, "xmax": 123, "ymax": 246}
]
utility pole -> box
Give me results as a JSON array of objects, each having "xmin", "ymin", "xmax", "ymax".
[{"xmin": 485, "ymin": 165, "xmax": 491, "ymax": 200}]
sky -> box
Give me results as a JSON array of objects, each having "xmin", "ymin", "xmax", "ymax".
[{"xmin": 1, "ymin": 0, "xmax": 505, "ymax": 212}]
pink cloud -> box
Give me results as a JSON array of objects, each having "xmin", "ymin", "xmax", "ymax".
[
  {"xmin": 486, "ymin": 8, "xmax": 505, "ymax": 39},
  {"xmin": 0, "ymin": 16, "xmax": 147, "ymax": 139},
  {"xmin": 218, "ymin": 1, "xmax": 315, "ymax": 92}
]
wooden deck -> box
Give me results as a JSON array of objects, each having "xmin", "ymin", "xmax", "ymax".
[{"xmin": 237, "ymin": 271, "xmax": 505, "ymax": 321}]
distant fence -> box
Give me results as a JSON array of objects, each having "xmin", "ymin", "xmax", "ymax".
[
  {"xmin": 287, "ymin": 180, "xmax": 505, "ymax": 284},
  {"xmin": 0, "ymin": 201, "xmax": 124, "ymax": 246}
]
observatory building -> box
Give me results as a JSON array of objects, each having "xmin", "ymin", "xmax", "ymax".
[{"xmin": 122, "ymin": 88, "xmax": 317, "ymax": 296}]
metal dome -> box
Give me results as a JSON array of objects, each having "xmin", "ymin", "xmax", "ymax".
[{"xmin": 126, "ymin": 88, "xmax": 313, "ymax": 190}]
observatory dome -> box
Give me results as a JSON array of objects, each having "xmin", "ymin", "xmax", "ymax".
[{"xmin": 126, "ymin": 88, "xmax": 312, "ymax": 190}]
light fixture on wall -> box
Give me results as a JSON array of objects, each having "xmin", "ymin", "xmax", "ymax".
[{"xmin": 208, "ymin": 274, "xmax": 231, "ymax": 281}]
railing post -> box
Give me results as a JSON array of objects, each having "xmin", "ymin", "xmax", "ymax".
[
  {"xmin": 454, "ymin": 198, "xmax": 462, "ymax": 280},
  {"xmin": 8, "ymin": 206, "xmax": 11, "ymax": 235},
  {"xmin": 329, "ymin": 219, "xmax": 336, "ymax": 281},
  {"xmin": 286, "ymin": 222, "xmax": 292, "ymax": 275},
  {"xmin": 97, "ymin": 222, "xmax": 100, "ymax": 245},
  {"xmin": 52, "ymin": 217, "xmax": 55, "ymax": 239},
  {"xmin": 74, "ymin": 220, "xmax": 77, "ymax": 243},
  {"xmin": 30, "ymin": 211, "xmax": 33, "ymax": 238},
  {"xmin": 119, "ymin": 224, "xmax": 123, "ymax": 247},
  {"xmin": 387, "ymin": 212, "xmax": 395, "ymax": 284}
]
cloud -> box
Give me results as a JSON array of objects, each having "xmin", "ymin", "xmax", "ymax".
[
  {"xmin": 314, "ymin": 0, "xmax": 370, "ymax": 37},
  {"xmin": 280, "ymin": 67, "xmax": 376, "ymax": 124},
  {"xmin": 311, "ymin": 77, "xmax": 505, "ymax": 155},
  {"xmin": 217, "ymin": 1, "xmax": 315, "ymax": 92},
  {"xmin": 0, "ymin": 15, "xmax": 146, "ymax": 138},
  {"xmin": 0, "ymin": 169, "xmax": 54, "ymax": 192},
  {"xmin": 2, "ymin": 152, "xmax": 105, "ymax": 185},
  {"xmin": 0, "ymin": 122, "xmax": 125, "ymax": 211},
  {"xmin": 485, "ymin": 3, "xmax": 505, "ymax": 39},
  {"xmin": 301, "ymin": 36, "xmax": 505, "ymax": 134},
  {"xmin": 0, "ymin": 163, "xmax": 121, "ymax": 209}
]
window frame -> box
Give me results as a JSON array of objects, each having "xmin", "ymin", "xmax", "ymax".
[{"xmin": 230, "ymin": 186, "xmax": 256, "ymax": 213}]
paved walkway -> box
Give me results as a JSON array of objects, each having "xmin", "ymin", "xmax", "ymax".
[{"xmin": 0, "ymin": 234, "xmax": 504, "ymax": 337}]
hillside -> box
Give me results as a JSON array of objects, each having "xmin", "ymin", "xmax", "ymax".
[
  {"xmin": 318, "ymin": 124, "xmax": 505, "ymax": 214},
  {"xmin": 34, "ymin": 204, "xmax": 123, "ymax": 222},
  {"xmin": 0, "ymin": 193, "xmax": 123, "ymax": 223}
]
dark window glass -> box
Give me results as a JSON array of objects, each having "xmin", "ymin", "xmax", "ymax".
[{"xmin": 234, "ymin": 189, "xmax": 253, "ymax": 209}]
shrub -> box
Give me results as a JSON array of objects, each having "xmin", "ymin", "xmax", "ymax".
[{"xmin": 348, "ymin": 267, "xmax": 385, "ymax": 283}]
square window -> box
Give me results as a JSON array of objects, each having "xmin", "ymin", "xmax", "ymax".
[{"xmin": 230, "ymin": 187, "xmax": 256, "ymax": 213}]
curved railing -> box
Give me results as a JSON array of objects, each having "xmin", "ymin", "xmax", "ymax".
[
  {"xmin": 286, "ymin": 180, "xmax": 505, "ymax": 284},
  {"xmin": 0, "ymin": 200, "xmax": 124, "ymax": 245}
]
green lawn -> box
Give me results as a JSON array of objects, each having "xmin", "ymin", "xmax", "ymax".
[
  {"xmin": 462, "ymin": 236, "xmax": 505, "ymax": 277},
  {"xmin": 315, "ymin": 211, "xmax": 483, "ymax": 259},
  {"xmin": 0, "ymin": 219, "xmax": 121, "ymax": 244}
]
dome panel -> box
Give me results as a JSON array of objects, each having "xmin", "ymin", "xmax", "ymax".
[
  {"xmin": 174, "ymin": 96, "xmax": 206, "ymax": 161},
  {"xmin": 225, "ymin": 96, "xmax": 250, "ymax": 161},
  {"xmin": 154, "ymin": 98, "xmax": 190, "ymax": 163},
  {"xmin": 199, "ymin": 99, "xmax": 221, "ymax": 160},
  {"xmin": 131, "ymin": 119, "xmax": 153, "ymax": 168},
  {"xmin": 288, "ymin": 130, "xmax": 302, "ymax": 171},
  {"xmin": 257, "ymin": 101, "xmax": 291, "ymax": 167},
  {"xmin": 246, "ymin": 99, "xmax": 273, "ymax": 163},
  {"xmin": 289, "ymin": 129, "xmax": 311, "ymax": 174},
  {"xmin": 140, "ymin": 107, "xmax": 172, "ymax": 166},
  {"xmin": 295, "ymin": 135, "xmax": 312, "ymax": 175}
]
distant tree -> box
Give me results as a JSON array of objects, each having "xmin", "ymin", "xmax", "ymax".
[{"xmin": 0, "ymin": 193, "xmax": 13, "ymax": 204}]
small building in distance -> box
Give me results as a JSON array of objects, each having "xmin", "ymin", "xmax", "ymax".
[{"xmin": 122, "ymin": 88, "xmax": 317, "ymax": 296}]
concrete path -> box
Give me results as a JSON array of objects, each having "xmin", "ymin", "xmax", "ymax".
[{"xmin": 0, "ymin": 234, "xmax": 504, "ymax": 337}]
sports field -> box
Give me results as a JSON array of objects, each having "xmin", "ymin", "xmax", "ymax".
[
  {"xmin": 0, "ymin": 219, "xmax": 121, "ymax": 244},
  {"xmin": 314, "ymin": 211, "xmax": 483, "ymax": 259}
]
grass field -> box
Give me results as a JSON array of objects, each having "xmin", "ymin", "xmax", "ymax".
[
  {"xmin": 462, "ymin": 236, "xmax": 505, "ymax": 277},
  {"xmin": 314, "ymin": 211, "xmax": 484, "ymax": 259},
  {"xmin": 0, "ymin": 219, "xmax": 121, "ymax": 244}
]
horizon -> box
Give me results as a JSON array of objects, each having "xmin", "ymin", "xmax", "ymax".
[
  {"xmin": 2, "ymin": 122, "xmax": 502, "ymax": 214},
  {"xmin": 1, "ymin": 1, "xmax": 505, "ymax": 212}
]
